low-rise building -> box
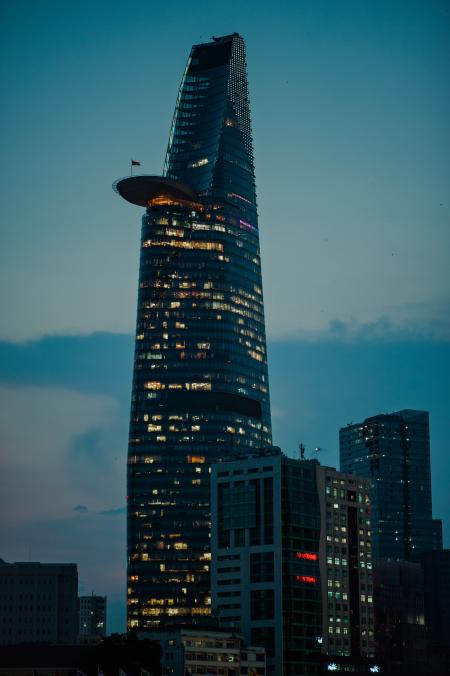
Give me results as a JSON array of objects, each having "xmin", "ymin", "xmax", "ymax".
[{"xmin": 147, "ymin": 629, "xmax": 265, "ymax": 675}]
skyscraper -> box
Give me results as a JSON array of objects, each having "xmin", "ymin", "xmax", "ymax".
[
  {"xmin": 114, "ymin": 34, "xmax": 271, "ymax": 631},
  {"xmin": 339, "ymin": 410, "xmax": 442, "ymax": 560}
]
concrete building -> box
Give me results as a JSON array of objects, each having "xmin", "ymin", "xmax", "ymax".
[
  {"xmin": 316, "ymin": 466, "xmax": 375, "ymax": 659},
  {"xmin": 211, "ymin": 449, "xmax": 322, "ymax": 676},
  {"xmin": 79, "ymin": 594, "xmax": 107, "ymax": 643},
  {"xmin": 0, "ymin": 561, "xmax": 78, "ymax": 645},
  {"xmin": 147, "ymin": 628, "xmax": 265, "ymax": 675}
]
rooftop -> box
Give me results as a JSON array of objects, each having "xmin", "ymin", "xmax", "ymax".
[{"xmin": 113, "ymin": 175, "xmax": 197, "ymax": 207}]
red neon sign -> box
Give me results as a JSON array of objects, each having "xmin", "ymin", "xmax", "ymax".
[
  {"xmin": 296, "ymin": 551, "xmax": 318, "ymax": 561},
  {"xmin": 296, "ymin": 575, "xmax": 317, "ymax": 584}
]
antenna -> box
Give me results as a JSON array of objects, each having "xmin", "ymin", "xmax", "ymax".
[{"xmin": 299, "ymin": 443, "xmax": 305, "ymax": 460}]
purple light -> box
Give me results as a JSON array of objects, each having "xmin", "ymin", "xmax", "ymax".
[{"xmin": 239, "ymin": 219, "xmax": 255, "ymax": 230}]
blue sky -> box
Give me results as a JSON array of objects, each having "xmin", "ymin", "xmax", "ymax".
[{"xmin": 1, "ymin": 0, "xmax": 449, "ymax": 633}]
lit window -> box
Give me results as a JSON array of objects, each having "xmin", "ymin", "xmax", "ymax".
[
  {"xmin": 144, "ymin": 381, "xmax": 165, "ymax": 390},
  {"xmin": 188, "ymin": 157, "xmax": 209, "ymax": 168}
]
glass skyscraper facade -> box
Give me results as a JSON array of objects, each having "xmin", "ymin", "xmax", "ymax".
[
  {"xmin": 114, "ymin": 34, "xmax": 271, "ymax": 630},
  {"xmin": 339, "ymin": 409, "xmax": 442, "ymax": 560}
]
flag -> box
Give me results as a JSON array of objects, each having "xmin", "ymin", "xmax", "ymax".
[{"xmin": 131, "ymin": 160, "xmax": 141, "ymax": 166}]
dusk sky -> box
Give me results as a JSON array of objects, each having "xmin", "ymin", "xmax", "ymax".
[{"xmin": 1, "ymin": 0, "xmax": 449, "ymax": 633}]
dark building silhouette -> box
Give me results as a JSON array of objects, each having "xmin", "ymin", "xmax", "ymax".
[
  {"xmin": 114, "ymin": 34, "xmax": 271, "ymax": 631},
  {"xmin": 419, "ymin": 549, "xmax": 450, "ymax": 675},
  {"xmin": 373, "ymin": 559, "xmax": 426, "ymax": 675},
  {"xmin": 0, "ymin": 635, "xmax": 162, "ymax": 676},
  {"xmin": 339, "ymin": 410, "xmax": 442, "ymax": 560},
  {"xmin": 0, "ymin": 561, "xmax": 78, "ymax": 646}
]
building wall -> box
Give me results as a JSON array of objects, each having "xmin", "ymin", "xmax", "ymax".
[
  {"xmin": 0, "ymin": 562, "xmax": 78, "ymax": 645},
  {"xmin": 281, "ymin": 457, "xmax": 322, "ymax": 675},
  {"xmin": 316, "ymin": 467, "xmax": 374, "ymax": 659}
]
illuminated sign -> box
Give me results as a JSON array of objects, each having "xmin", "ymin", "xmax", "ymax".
[
  {"xmin": 296, "ymin": 551, "xmax": 318, "ymax": 561},
  {"xmin": 296, "ymin": 575, "xmax": 317, "ymax": 584}
]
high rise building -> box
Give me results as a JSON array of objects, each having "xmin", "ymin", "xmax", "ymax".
[
  {"xmin": 0, "ymin": 561, "xmax": 78, "ymax": 645},
  {"xmin": 79, "ymin": 594, "xmax": 107, "ymax": 643},
  {"xmin": 339, "ymin": 410, "xmax": 442, "ymax": 560},
  {"xmin": 315, "ymin": 466, "xmax": 374, "ymax": 660},
  {"xmin": 210, "ymin": 449, "xmax": 322, "ymax": 675},
  {"xmin": 114, "ymin": 34, "xmax": 271, "ymax": 631}
]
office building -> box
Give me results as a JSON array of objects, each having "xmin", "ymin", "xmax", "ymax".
[
  {"xmin": 373, "ymin": 559, "xmax": 426, "ymax": 675},
  {"xmin": 152, "ymin": 628, "xmax": 266, "ymax": 676},
  {"xmin": 419, "ymin": 549, "xmax": 450, "ymax": 674},
  {"xmin": 211, "ymin": 449, "xmax": 322, "ymax": 675},
  {"xmin": 79, "ymin": 594, "xmax": 107, "ymax": 643},
  {"xmin": 115, "ymin": 33, "xmax": 271, "ymax": 631},
  {"xmin": 316, "ymin": 466, "xmax": 374, "ymax": 659},
  {"xmin": 339, "ymin": 410, "xmax": 442, "ymax": 559},
  {"xmin": 0, "ymin": 561, "xmax": 78, "ymax": 645}
]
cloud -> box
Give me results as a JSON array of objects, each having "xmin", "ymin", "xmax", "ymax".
[
  {"xmin": 0, "ymin": 332, "xmax": 134, "ymax": 400},
  {"xmin": 0, "ymin": 385, "xmax": 124, "ymax": 524},
  {"xmin": 278, "ymin": 302, "xmax": 450, "ymax": 344},
  {"xmin": 73, "ymin": 505, "xmax": 88, "ymax": 512}
]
